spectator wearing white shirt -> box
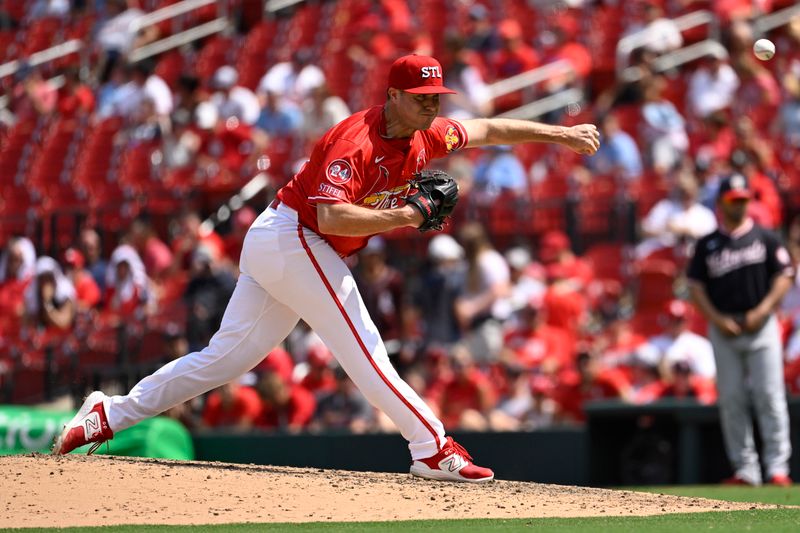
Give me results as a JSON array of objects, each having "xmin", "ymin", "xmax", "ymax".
[
  {"xmin": 95, "ymin": 0, "xmax": 145, "ymax": 82},
  {"xmin": 632, "ymin": 4, "xmax": 683, "ymax": 54},
  {"xmin": 95, "ymin": 0, "xmax": 144, "ymax": 55},
  {"xmin": 687, "ymin": 55, "xmax": 740, "ymax": 119},
  {"xmin": 636, "ymin": 299, "xmax": 716, "ymax": 380},
  {"xmin": 98, "ymin": 61, "xmax": 172, "ymax": 121},
  {"xmin": 210, "ymin": 66, "xmax": 260, "ymax": 126},
  {"xmin": 258, "ymin": 48, "xmax": 325, "ymax": 105},
  {"xmin": 636, "ymin": 171, "xmax": 717, "ymax": 260},
  {"xmin": 502, "ymin": 247, "xmax": 546, "ymax": 317},
  {"xmin": 300, "ymin": 82, "xmax": 351, "ymax": 143}
]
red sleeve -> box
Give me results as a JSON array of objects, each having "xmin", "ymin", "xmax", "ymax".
[
  {"xmin": 308, "ymin": 139, "xmax": 365, "ymax": 205},
  {"xmin": 422, "ymin": 118, "xmax": 469, "ymax": 159}
]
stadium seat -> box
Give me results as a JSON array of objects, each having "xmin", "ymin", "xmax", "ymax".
[
  {"xmin": 584, "ymin": 242, "xmax": 628, "ymax": 283},
  {"xmin": 633, "ymin": 258, "xmax": 678, "ymax": 312}
]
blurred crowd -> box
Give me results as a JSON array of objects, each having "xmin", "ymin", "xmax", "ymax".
[{"xmin": 2, "ymin": 0, "xmax": 800, "ymax": 434}]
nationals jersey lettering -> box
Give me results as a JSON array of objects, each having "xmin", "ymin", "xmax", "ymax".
[
  {"xmin": 706, "ymin": 240, "xmax": 767, "ymax": 278},
  {"xmin": 277, "ymin": 105, "xmax": 468, "ymax": 256}
]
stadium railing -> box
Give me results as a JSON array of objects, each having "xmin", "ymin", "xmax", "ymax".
[{"xmin": 615, "ymin": 10, "xmax": 719, "ymax": 78}]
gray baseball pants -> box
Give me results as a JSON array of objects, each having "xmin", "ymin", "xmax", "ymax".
[{"xmin": 709, "ymin": 315, "xmax": 792, "ymax": 484}]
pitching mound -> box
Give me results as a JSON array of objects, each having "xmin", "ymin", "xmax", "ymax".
[{"xmin": 1, "ymin": 454, "xmax": 773, "ymax": 528}]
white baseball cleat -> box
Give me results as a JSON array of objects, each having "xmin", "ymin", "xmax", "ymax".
[
  {"xmin": 52, "ymin": 391, "xmax": 114, "ymax": 455},
  {"xmin": 410, "ymin": 436, "xmax": 494, "ymax": 483}
]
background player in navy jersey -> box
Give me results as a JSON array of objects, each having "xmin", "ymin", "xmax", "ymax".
[{"xmin": 688, "ymin": 174, "xmax": 794, "ymax": 487}]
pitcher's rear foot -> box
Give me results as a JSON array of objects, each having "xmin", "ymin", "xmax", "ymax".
[{"xmin": 52, "ymin": 391, "xmax": 114, "ymax": 455}]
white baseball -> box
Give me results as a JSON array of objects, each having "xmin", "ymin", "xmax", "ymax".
[{"xmin": 753, "ymin": 38, "xmax": 775, "ymax": 61}]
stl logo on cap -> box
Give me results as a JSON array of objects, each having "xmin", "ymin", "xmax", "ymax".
[
  {"xmin": 388, "ymin": 55, "xmax": 457, "ymax": 95},
  {"xmin": 326, "ymin": 159, "xmax": 352, "ymax": 185}
]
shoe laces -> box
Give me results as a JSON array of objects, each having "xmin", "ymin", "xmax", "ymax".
[
  {"xmin": 87, "ymin": 440, "xmax": 110, "ymax": 456},
  {"xmin": 447, "ymin": 437, "xmax": 473, "ymax": 462}
]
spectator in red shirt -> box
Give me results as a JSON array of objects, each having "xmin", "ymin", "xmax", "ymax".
[
  {"xmin": 62, "ymin": 247, "xmax": 101, "ymax": 311},
  {"xmin": 299, "ymin": 344, "xmax": 337, "ymax": 396},
  {"xmin": 553, "ymin": 351, "xmax": 627, "ymax": 423},
  {"xmin": 127, "ymin": 216, "xmax": 173, "ymax": 280},
  {"xmin": 490, "ymin": 19, "xmax": 539, "ymax": 79},
  {"xmin": 625, "ymin": 356, "xmax": 667, "ymax": 405},
  {"xmin": 502, "ymin": 296, "xmax": 573, "ymax": 372},
  {"xmin": 438, "ymin": 345, "xmax": 496, "ymax": 430},
  {"xmin": 348, "ymin": 13, "xmax": 398, "ymax": 69},
  {"xmin": 660, "ymin": 361, "xmax": 718, "ymax": 405},
  {"xmin": 255, "ymin": 372, "xmax": 316, "ymax": 432},
  {"xmin": 253, "ymin": 346, "xmax": 295, "ymax": 384},
  {"xmin": 202, "ymin": 380, "xmax": 263, "ymax": 430},
  {"xmin": 490, "ymin": 19, "xmax": 539, "ymax": 111},
  {"xmin": 538, "ymin": 231, "xmax": 593, "ymax": 290},
  {"xmin": 57, "ymin": 67, "xmax": 95, "ymax": 117},
  {"xmin": 595, "ymin": 318, "xmax": 649, "ymax": 372},
  {"xmin": 542, "ymin": 266, "xmax": 590, "ymax": 348},
  {"xmin": 541, "ymin": 21, "xmax": 592, "ymax": 93},
  {"xmin": 223, "ymin": 206, "xmax": 257, "ymax": 269}
]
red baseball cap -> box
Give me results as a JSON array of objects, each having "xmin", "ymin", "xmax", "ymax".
[
  {"xmin": 388, "ymin": 54, "xmax": 457, "ymax": 95},
  {"xmin": 63, "ymin": 247, "xmax": 85, "ymax": 269},
  {"xmin": 718, "ymin": 173, "xmax": 752, "ymax": 202}
]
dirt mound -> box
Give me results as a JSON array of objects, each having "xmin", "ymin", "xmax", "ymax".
[{"xmin": 0, "ymin": 454, "xmax": 773, "ymax": 528}]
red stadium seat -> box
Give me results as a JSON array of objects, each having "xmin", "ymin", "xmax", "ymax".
[
  {"xmin": 584, "ymin": 242, "xmax": 628, "ymax": 283},
  {"xmin": 633, "ymin": 258, "xmax": 678, "ymax": 312}
]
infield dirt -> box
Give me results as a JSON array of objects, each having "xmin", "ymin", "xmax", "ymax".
[{"xmin": 0, "ymin": 454, "xmax": 776, "ymax": 528}]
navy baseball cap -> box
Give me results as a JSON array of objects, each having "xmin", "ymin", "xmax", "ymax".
[{"xmin": 718, "ymin": 173, "xmax": 752, "ymax": 202}]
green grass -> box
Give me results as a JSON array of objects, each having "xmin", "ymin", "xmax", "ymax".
[
  {"xmin": 3, "ymin": 510, "xmax": 800, "ymax": 533},
  {"xmin": 630, "ymin": 485, "xmax": 800, "ymax": 506}
]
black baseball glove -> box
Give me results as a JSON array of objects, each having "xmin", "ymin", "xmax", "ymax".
[{"xmin": 405, "ymin": 170, "xmax": 459, "ymax": 232}]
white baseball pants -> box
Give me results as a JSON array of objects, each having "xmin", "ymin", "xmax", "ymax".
[{"xmin": 107, "ymin": 202, "xmax": 445, "ymax": 460}]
